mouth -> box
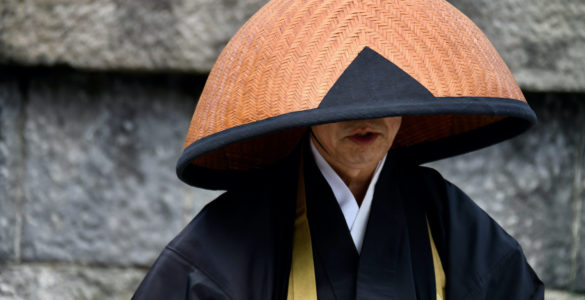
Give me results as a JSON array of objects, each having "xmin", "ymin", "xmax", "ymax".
[{"xmin": 347, "ymin": 131, "xmax": 379, "ymax": 145}]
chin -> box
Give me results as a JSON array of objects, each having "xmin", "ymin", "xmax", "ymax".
[{"xmin": 346, "ymin": 153, "xmax": 383, "ymax": 166}]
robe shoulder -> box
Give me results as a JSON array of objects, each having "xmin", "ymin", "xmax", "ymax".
[
  {"xmin": 132, "ymin": 245, "xmax": 229, "ymax": 300},
  {"xmin": 133, "ymin": 157, "xmax": 544, "ymax": 300},
  {"xmin": 133, "ymin": 169, "xmax": 296, "ymax": 300},
  {"xmin": 413, "ymin": 166, "xmax": 544, "ymax": 299}
]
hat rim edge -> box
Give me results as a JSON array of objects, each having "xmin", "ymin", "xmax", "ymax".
[{"xmin": 177, "ymin": 96, "xmax": 536, "ymax": 189}]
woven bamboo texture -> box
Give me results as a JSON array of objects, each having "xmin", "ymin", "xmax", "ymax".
[{"xmin": 184, "ymin": 0, "xmax": 525, "ymax": 170}]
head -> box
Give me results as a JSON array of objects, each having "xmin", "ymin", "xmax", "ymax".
[{"xmin": 310, "ymin": 116, "xmax": 402, "ymax": 174}]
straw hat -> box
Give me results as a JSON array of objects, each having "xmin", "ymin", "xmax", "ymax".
[{"xmin": 177, "ymin": 0, "xmax": 536, "ymax": 189}]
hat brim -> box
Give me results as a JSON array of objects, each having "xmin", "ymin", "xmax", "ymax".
[{"xmin": 177, "ymin": 96, "xmax": 535, "ymax": 189}]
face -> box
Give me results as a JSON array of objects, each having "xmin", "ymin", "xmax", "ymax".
[{"xmin": 310, "ymin": 117, "xmax": 402, "ymax": 172}]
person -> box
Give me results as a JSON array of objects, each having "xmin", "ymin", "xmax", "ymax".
[{"xmin": 133, "ymin": 0, "xmax": 544, "ymax": 299}]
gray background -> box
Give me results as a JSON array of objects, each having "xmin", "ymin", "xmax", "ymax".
[{"xmin": 0, "ymin": 0, "xmax": 584, "ymax": 299}]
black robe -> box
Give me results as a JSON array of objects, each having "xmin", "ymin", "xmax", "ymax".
[{"xmin": 133, "ymin": 150, "xmax": 544, "ymax": 300}]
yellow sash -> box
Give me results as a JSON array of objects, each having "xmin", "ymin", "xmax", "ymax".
[
  {"xmin": 287, "ymin": 162, "xmax": 318, "ymax": 300},
  {"xmin": 428, "ymin": 218, "xmax": 446, "ymax": 300},
  {"xmin": 287, "ymin": 166, "xmax": 446, "ymax": 300}
]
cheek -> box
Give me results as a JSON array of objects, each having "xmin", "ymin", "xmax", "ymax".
[
  {"xmin": 386, "ymin": 118, "xmax": 402, "ymax": 136},
  {"xmin": 312, "ymin": 125, "xmax": 340, "ymax": 146}
]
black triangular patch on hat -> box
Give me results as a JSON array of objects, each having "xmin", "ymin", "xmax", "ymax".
[{"xmin": 319, "ymin": 47, "xmax": 435, "ymax": 108}]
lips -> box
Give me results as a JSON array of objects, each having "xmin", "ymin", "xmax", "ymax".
[{"xmin": 347, "ymin": 131, "xmax": 379, "ymax": 145}]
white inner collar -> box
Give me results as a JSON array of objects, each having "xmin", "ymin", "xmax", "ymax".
[{"xmin": 309, "ymin": 139, "xmax": 387, "ymax": 253}]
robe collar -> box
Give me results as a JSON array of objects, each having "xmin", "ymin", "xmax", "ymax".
[
  {"xmin": 303, "ymin": 145, "xmax": 436, "ymax": 299},
  {"xmin": 309, "ymin": 138, "xmax": 387, "ymax": 253}
]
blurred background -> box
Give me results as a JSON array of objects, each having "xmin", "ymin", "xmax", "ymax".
[{"xmin": 0, "ymin": 0, "xmax": 584, "ymax": 299}]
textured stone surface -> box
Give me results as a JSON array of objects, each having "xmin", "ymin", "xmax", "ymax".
[
  {"xmin": 546, "ymin": 290, "xmax": 585, "ymax": 300},
  {"xmin": 17, "ymin": 69, "xmax": 207, "ymax": 266},
  {"xmin": 449, "ymin": 0, "xmax": 585, "ymax": 92},
  {"xmin": 427, "ymin": 93, "xmax": 585, "ymax": 290},
  {"xmin": 577, "ymin": 124, "xmax": 585, "ymax": 292},
  {"xmin": 1, "ymin": 0, "xmax": 584, "ymax": 91},
  {"xmin": 0, "ymin": 80, "xmax": 21, "ymax": 261},
  {"xmin": 0, "ymin": 0, "xmax": 267, "ymax": 73},
  {"xmin": 0, "ymin": 263, "xmax": 145, "ymax": 300}
]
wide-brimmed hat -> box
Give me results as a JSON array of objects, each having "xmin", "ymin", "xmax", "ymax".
[{"xmin": 177, "ymin": 0, "xmax": 536, "ymax": 189}]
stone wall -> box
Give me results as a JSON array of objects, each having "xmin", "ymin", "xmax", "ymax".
[
  {"xmin": 0, "ymin": 68, "xmax": 223, "ymax": 299},
  {"xmin": 1, "ymin": 0, "xmax": 585, "ymax": 298},
  {"xmin": 1, "ymin": 68, "xmax": 584, "ymax": 299},
  {"xmin": 1, "ymin": 0, "xmax": 584, "ymax": 91}
]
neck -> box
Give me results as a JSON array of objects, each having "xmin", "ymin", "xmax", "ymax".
[
  {"xmin": 333, "ymin": 164, "xmax": 376, "ymax": 206},
  {"xmin": 310, "ymin": 137, "xmax": 378, "ymax": 205}
]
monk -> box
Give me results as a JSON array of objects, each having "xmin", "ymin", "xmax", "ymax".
[{"xmin": 134, "ymin": 0, "xmax": 544, "ymax": 299}]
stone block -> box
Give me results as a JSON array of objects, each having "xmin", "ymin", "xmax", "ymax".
[
  {"xmin": 577, "ymin": 142, "xmax": 585, "ymax": 292},
  {"xmin": 2, "ymin": 0, "xmax": 584, "ymax": 92},
  {"xmin": 0, "ymin": 80, "xmax": 21, "ymax": 262},
  {"xmin": 0, "ymin": 0, "xmax": 267, "ymax": 72},
  {"xmin": 449, "ymin": 0, "xmax": 585, "ymax": 92},
  {"xmin": 18, "ymin": 70, "xmax": 207, "ymax": 266},
  {"xmin": 427, "ymin": 93, "xmax": 583, "ymax": 290},
  {"xmin": 545, "ymin": 290, "xmax": 585, "ymax": 300},
  {"xmin": 0, "ymin": 263, "xmax": 145, "ymax": 300}
]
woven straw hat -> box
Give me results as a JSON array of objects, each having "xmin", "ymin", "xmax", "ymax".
[{"xmin": 178, "ymin": 0, "xmax": 536, "ymax": 189}]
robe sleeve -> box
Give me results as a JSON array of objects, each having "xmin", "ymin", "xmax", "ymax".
[
  {"xmin": 132, "ymin": 247, "xmax": 230, "ymax": 300},
  {"xmin": 419, "ymin": 167, "xmax": 544, "ymax": 300},
  {"xmin": 442, "ymin": 180, "xmax": 544, "ymax": 300}
]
